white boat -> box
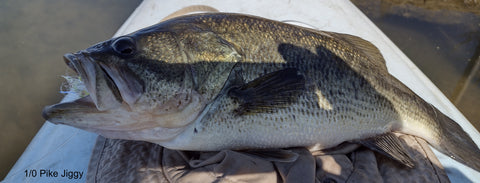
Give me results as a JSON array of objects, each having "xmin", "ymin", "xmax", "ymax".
[{"xmin": 3, "ymin": 0, "xmax": 480, "ymax": 182}]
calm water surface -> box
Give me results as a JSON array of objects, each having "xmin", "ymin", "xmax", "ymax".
[
  {"xmin": 352, "ymin": 0, "xmax": 480, "ymax": 130},
  {"xmin": 1, "ymin": 0, "xmax": 479, "ymax": 180},
  {"xmin": 0, "ymin": 0, "xmax": 141, "ymax": 179}
]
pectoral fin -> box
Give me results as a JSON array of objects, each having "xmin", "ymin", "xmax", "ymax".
[
  {"xmin": 355, "ymin": 133, "xmax": 415, "ymax": 168},
  {"xmin": 310, "ymin": 142, "xmax": 361, "ymax": 156},
  {"xmin": 228, "ymin": 68, "xmax": 305, "ymax": 115}
]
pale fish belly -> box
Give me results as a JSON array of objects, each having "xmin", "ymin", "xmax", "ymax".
[{"xmin": 160, "ymin": 91, "xmax": 399, "ymax": 151}]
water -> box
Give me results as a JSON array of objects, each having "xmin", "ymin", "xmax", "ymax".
[
  {"xmin": 0, "ymin": 0, "xmax": 141, "ymax": 179},
  {"xmin": 352, "ymin": 0, "xmax": 480, "ymax": 130}
]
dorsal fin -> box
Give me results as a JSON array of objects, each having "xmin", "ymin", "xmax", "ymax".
[
  {"xmin": 330, "ymin": 32, "xmax": 389, "ymax": 73},
  {"xmin": 160, "ymin": 5, "xmax": 219, "ymax": 22}
]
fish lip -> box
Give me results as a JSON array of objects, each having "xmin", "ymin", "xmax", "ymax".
[
  {"xmin": 42, "ymin": 95, "xmax": 100, "ymax": 123},
  {"xmin": 63, "ymin": 53, "xmax": 78, "ymax": 74},
  {"xmin": 97, "ymin": 61, "xmax": 144, "ymax": 107},
  {"xmin": 62, "ymin": 52, "xmax": 123, "ymax": 111}
]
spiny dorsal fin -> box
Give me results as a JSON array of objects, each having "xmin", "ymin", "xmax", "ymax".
[
  {"xmin": 160, "ymin": 5, "xmax": 219, "ymax": 22},
  {"xmin": 355, "ymin": 133, "xmax": 416, "ymax": 168},
  {"xmin": 228, "ymin": 68, "xmax": 305, "ymax": 115}
]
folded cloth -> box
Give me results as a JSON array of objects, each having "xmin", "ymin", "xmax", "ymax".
[{"xmin": 87, "ymin": 133, "xmax": 449, "ymax": 183}]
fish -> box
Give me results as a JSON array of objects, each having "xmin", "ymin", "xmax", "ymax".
[{"xmin": 42, "ymin": 13, "xmax": 480, "ymax": 171}]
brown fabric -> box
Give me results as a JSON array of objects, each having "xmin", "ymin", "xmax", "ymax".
[{"xmin": 87, "ymin": 133, "xmax": 450, "ymax": 183}]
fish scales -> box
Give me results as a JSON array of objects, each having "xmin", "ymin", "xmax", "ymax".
[
  {"xmin": 149, "ymin": 14, "xmax": 401, "ymax": 150},
  {"xmin": 43, "ymin": 13, "xmax": 480, "ymax": 171}
]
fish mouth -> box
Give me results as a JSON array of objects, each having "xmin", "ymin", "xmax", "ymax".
[
  {"xmin": 64, "ymin": 52, "xmax": 123, "ymax": 111},
  {"xmin": 43, "ymin": 52, "xmax": 144, "ymax": 123}
]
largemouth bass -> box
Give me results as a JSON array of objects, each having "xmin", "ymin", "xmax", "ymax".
[{"xmin": 43, "ymin": 13, "xmax": 480, "ymax": 171}]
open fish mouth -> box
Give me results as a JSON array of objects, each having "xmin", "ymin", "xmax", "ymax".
[
  {"xmin": 43, "ymin": 52, "xmax": 144, "ymax": 124},
  {"xmin": 63, "ymin": 53, "xmax": 123, "ymax": 111}
]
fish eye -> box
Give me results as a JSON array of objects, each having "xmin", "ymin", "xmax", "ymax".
[{"xmin": 112, "ymin": 36, "xmax": 136, "ymax": 56}]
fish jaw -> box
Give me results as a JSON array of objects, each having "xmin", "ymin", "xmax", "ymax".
[
  {"xmin": 42, "ymin": 93, "xmax": 204, "ymax": 142},
  {"xmin": 63, "ymin": 53, "xmax": 123, "ymax": 111},
  {"xmin": 43, "ymin": 49, "xmax": 206, "ymax": 142},
  {"xmin": 43, "ymin": 88, "xmax": 206, "ymax": 142}
]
